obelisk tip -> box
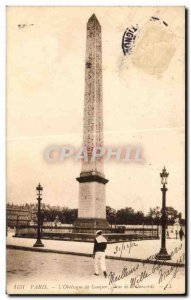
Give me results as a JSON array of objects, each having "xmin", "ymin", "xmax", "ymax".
[{"xmin": 88, "ymin": 14, "xmax": 100, "ymax": 25}]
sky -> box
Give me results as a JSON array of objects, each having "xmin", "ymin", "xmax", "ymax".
[{"xmin": 7, "ymin": 6, "xmax": 185, "ymax": 216}]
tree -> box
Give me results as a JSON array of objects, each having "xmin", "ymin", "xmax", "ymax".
[
  {"xmin": 134, "ymin": 211, "xmax": 145, "ymax": 225},
  {"xmin": 165, "ymin": 206, "xmax": 179, "ymax": 225},
  {"xmin": 116, "ymin": 207, "xmax": 135, "ymax": 224},
  {"xmin": 147, "ymin": 206, "xmax": 161, "ymax": 225},
  {"xmin": 106, "ymin": 206, "xmax": 116, "ymax": 225}
]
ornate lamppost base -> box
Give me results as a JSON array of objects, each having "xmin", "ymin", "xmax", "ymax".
[
  {"xmin": 156, "ymin": 249, "xmax": 171, "ymax": 260},
  {"xmin": 33, "ymin": 239, "xmax": 44, "ymax": 247}
]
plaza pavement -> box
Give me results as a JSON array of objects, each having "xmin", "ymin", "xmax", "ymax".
[
  {"xmin": 6, "ymin": 231, "xmax": 185, "ymax": 267},
  {"xmin": 7, "ymin": 249, "xmax": 185, "ymax": 294}
]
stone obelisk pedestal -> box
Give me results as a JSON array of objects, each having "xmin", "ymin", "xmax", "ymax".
[{"xmin": 75, "ymin": 14, "xmax": 109, "ymax": 232}]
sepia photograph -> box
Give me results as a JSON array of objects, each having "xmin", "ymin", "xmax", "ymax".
[{"xmin": 6, "ymin": 6, "xmax": 186, "ymax": 295}]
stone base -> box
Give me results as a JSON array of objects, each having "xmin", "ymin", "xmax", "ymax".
[{"xmin": 74, "ymin": 218, "xmax": 110, "ymax": 233}]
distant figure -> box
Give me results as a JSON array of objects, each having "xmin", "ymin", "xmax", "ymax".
[
  {"xmin": 166, "ymin": 230, "xmax": 169, "ymax": 238},
  {"xmin": 93, "ymin": 230, "xmax": 107, "ymax": 277},
  {"xmin": 179, "ymin": 228, "xmax": 184, "ymax": 241}
]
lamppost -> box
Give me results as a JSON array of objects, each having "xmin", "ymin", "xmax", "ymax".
[
  {"xmin": 114, "ymin": 211, "xmax": 117, "ymax": 230},
  {"xmin": 33, "ymin": 183, "xmax": 44, "ymax": 247},
  {"xmin": 16, "ymin": 214, "xmax": 19, "ymax": 229},
  {"xmin": 152, "ymin": 213, "xmax": 157, "ymax": 238},
  {"xmin": 151, "ymin": 219, "xmax": 154, "ymax": 238},
  {"xmin": 142, "ymin": 222, "xmax": 145, "ymax": 236},
  {"xmin": 156, "ymin": 167, "xmax": 171, "ymax": 260}
]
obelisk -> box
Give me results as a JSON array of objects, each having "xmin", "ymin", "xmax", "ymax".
[{"xmin": 75, "ymin": 14, "xmax": 109, "ymax": 230}]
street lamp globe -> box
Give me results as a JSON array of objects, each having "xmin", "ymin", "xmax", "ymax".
[
  {"xmin": 36, "ymin": 183, "xmax": 43, "ymax": 193},
  {"xmin": 160, "ymin": 167, "xmax": 169, "ymax": 186}
]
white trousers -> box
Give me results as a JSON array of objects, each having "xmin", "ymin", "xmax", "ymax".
[{"xmin": 94, "ymin": 252, "xmax": 106, "ymax": 274}]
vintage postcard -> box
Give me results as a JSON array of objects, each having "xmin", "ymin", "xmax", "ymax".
[{"xmin": 6, "ymin": 6, "xmax": 186, "ymax": 295}]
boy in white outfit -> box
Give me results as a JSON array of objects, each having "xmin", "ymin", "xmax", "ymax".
[{"xmin": 93, "ymin": 230, "xmax": 107, "ymax": 278}]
